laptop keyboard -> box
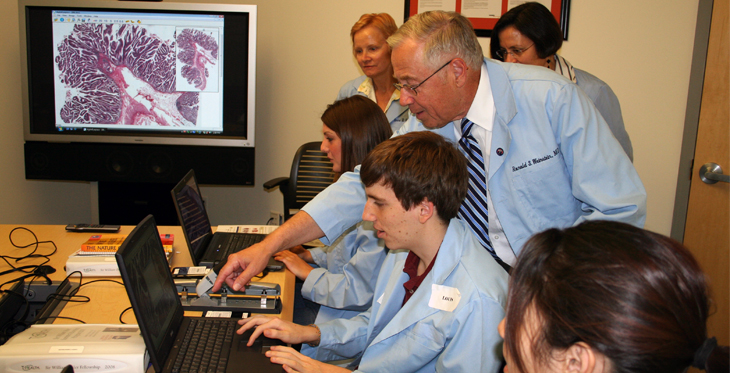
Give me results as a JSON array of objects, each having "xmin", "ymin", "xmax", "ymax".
[
  {"xmin": 173, "ymin": 318, "xmax": 236, "ymax": 373},
  {"xmin": 223, "ymin": 233, "xmax": 265, "ymax": 258},
  {"xmin": 203, "ymin": 233, "xmax": 266, "ymax": 267}
]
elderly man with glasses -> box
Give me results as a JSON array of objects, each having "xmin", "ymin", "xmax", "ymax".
[{"xmin": 214, "ymin": 10, "xmax": 645, "ymax": 308}]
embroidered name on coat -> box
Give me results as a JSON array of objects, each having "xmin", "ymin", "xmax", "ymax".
[{"xmin": 512, "ymin": 147, "xmax": 560, "ymax": 172}]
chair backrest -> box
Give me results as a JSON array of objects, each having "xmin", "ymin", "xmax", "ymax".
[{"xmin": 284, "ymin": 142, "xmax": 335, "ymax": 220}]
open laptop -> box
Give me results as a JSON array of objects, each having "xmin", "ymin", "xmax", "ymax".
[
  {"xmin": 172, "ymin": 169, "xmax": 283, "ymax": 270},
  {"xmin": 116, "ymin": 214, "xmax": 285, "ymax": 373}
]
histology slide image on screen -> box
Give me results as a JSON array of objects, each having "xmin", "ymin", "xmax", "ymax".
[{"xmin": 52, "ymin": 22, "xmax": 221, "ymax": 128}]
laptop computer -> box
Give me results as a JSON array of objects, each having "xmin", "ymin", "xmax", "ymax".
[
  {"xmin": 172, "ymin": 169, "xmax": 283, "ymax": 270},
  {"xmin": 115, "ymin": 214, "xmax": 285, "ymax": 373}
]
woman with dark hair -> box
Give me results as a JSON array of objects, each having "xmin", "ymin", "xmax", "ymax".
[
  {"xmin": 275, "ymin": 95, "xmax": 392, "ymax": 329},
  {"xmin": 337, "ymin": 13, "xmax": 409, "ymax": 131},
  {"xmin": 499, "ymin": 220, "xmax": 729, "ymax": 373},
  {"xmin": 490, "ymin": 2, "xmax": 633, "ymax": 161},
  {"xmin": 320, "ymin": 95, "xmax": 393, "ymax": 175}
]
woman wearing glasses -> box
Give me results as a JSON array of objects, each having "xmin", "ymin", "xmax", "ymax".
[
  {"xmin": 336, "ymin": 13, "xmax": 409, "ymax": 132},
  {"xmin": 490, "ymin": 2, "xmax": 633, "ymax": 161}
]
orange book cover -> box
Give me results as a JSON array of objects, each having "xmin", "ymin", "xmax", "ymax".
[{"xmin": 80, "ymin": 234, "xmax": 174, "ymax": 254}]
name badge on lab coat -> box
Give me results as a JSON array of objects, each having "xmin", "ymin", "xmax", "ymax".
[{"xmin": 428, "ymin": 284, "xmax": 461, "ymax": 312}]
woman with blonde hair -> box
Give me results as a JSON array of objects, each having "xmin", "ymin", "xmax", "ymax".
[{"xmin": 336, "ymin": 13, "xmax": 409, "ymax": 131}]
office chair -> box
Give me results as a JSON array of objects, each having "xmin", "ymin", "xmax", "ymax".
[{"xmin": 264, "ymin": 142, "xmax": 335, "ymax": 221}]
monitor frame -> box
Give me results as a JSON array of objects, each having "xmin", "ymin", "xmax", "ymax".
[{"xmin": 18, "ymin": 0, "xmax": 257, "ymax": 148}]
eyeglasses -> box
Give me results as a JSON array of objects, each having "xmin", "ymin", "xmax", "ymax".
[
  {"xmin": 495, "ymin": 43, "xmax": 534, "ymax": 60},
  {"xmin": 394, "ymin": 59, "xmax": 455, "ymax": 96}
]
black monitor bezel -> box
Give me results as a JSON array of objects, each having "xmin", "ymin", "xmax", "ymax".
[{"xmin": 19, "ymin": 0, "xmax": 257, "ymax": 148}]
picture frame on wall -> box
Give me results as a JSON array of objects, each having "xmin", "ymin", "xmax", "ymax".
[{"xmin": 404, "ymin": 0, "xmax": 571, "ymax": 39}]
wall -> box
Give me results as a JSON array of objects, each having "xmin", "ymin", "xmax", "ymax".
[{"xmin": 0, "ymin": 0, "xmax": 700, "ymax": 236}]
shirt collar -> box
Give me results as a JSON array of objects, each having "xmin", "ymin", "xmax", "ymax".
[
  {"xmin": 358, "ymin": 77, "xmax": 401, "ymax": 111},
  {"xmin": 463, "ymin": 61, "xmax": 494, "ymax": 131},
  {"xmin": 357, "ymin": 77, "xmax": 374, "ymax": 97},
  {"xmin": 402, "ymin": 249, "xmax": 439, "ymax": 306}
]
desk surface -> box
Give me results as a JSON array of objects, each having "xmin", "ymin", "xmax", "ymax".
[{"xmin": 0, "ymin": 224, "xmax": 294, "ymax": 324}]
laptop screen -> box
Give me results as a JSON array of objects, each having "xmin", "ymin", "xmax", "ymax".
[
  {"xmin": 116, "ymin": 214, "xmax": 184, "ymax": 372},
  {"xmin": 172, "ymin": 170, "xmax": 214, "ymax": 262}
]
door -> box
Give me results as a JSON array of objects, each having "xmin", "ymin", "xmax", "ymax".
[{"xmin": 683, "ymin": 0, "xmax": 729, "ymax": 353}]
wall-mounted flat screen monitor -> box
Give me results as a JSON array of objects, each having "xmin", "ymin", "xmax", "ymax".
[
  {"xmin": 19, "ymin": 0, "xmax": 257, "ymax": 185},
  {"xmin": 20, "ymin": 0, "xmax": 256, "ymax": 147}
]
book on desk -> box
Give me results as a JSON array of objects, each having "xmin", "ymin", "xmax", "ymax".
[
  {"xmin": 66, "ymin": 234, "xmax": 174, "ymax": 277},
  {"xmin": 79, "ymin": 234, "xmax": 174, "ymax": 254}
]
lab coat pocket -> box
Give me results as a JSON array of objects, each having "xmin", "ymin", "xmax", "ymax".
[
  {"xmin": 364, "ymin": 321, "xmax": 445, "ymax": 371},
  {"xmin": 512, "ymin": 154, "xmax": 579, "ymax": 229},
  {"xmin": 400, "ymin": 322, "xmax": 445, "ymax": 358}
]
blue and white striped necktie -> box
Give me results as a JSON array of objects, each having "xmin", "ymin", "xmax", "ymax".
[{"xmin": 457, "ymin": 118, "xmax": 497, "ymax": 258}]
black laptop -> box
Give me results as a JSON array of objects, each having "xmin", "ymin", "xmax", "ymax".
[
  {"xmin": 172, "ymin": 169, "xmax": 283, "ymax": 270},
  {"xmin": 115, "ymin": 215, "xmax": 285, "ymax": 373}
]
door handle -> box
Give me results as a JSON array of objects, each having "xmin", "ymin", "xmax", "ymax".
[{"xmin": 699, "ymin": 162, "xmax": 730, "ymax": 184}]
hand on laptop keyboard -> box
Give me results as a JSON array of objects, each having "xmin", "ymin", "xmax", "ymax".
[{"xmin": 212, "ymin": 212, "xmax": 325, "ymax": 292}]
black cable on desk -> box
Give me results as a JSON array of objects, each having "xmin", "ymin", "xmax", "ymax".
[
  {"xmin": 33, "ymin": 315, "xmax": 86, "ymax": 324},
  {"xmin": 0, "ymin": 226, "xmax": 57, "ymax": 331},
  {"xmin": 46, "ymin": 272, "xmax": 124, "ymax": 303},
  {"xmin": 2, "ymin": 227, "xmax": 57, "ymax": 268},
  {"xmin": 0, "ymin": 230, "xmax": 128, "ymax": 327},
  {"xmin": 0, "ymin": 272, "xmax": 52, "ymax": 289},
  {"xmin": 77, "ymin": 278, "xmax": 124, "ymax": 289},
  {"xmin": 119, "ymin": 307, "xmax": 133, "ymax": 324},
  {"xmin": 41, "ymin": 271, "xmax": 125, "ymax": 324},
  {"xmin": 45, "ymin": 271, "xmax": 88, "ymax": 303}
]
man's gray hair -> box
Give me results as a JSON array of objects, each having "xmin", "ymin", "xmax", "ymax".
[{"xmin": 387, "ymin": 11, "xmax": 483, "ymax": 70}]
